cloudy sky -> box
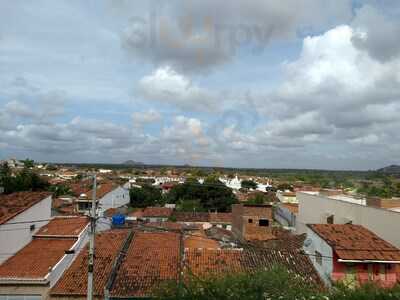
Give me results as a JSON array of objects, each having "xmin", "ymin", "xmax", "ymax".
[{"xmin": 1, "ymin": 0, "xmax": 400, "ymax": 170}]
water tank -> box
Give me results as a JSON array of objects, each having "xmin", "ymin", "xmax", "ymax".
[{"xmin": 112, "ymin": 214, "xmax": 125, "ymax": 226}]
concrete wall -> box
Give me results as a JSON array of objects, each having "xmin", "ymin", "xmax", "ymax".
[
  {"xmin": 0, "ymin": 284, "xmax": 47, "ymax": 299},
  {"xmin": 274, "ymin": 205, "xmax": 296, "ymax": 227},
  {"xmin": 47, "ymin": 226, "xmax": 89, "ymax": 288},
  {"xmin": 0, "ymin": 196, "xmax": 52, "ymax": 263},
  {"xmin": 303, "ymin": 227, "xmax": 334, "ymax": 286},
  {"xmin": 297, "ymin": 192, "xmax": 400, "ymax": 248},
  {"xmin": 98, "ymin": 186, "xmax": 129, "ymax": 216}
]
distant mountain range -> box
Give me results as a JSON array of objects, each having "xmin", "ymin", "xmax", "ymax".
[
  {"xmin": 123, "ymin": 160, "xmax": 145, "ymax": 166},
  {"xmin": 377, "ymin": 165, "xmax": 400, "ymax": 174}
]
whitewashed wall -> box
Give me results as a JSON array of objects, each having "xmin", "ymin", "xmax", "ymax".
[
  {"xmin": 98, "ymin": 186, "xmax": 129, "ymax": 216},
  {"xmin": 303, "ymin": 227, "xmax": 334, "ymax": 286},
  {"xmin": 0, "ymin": 196, "xmax": 52, "ymax": 263}
]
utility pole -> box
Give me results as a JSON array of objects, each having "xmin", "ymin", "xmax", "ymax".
[{"xmin": 87, "ymin": 174, "xmax": 97, "ymax": 300}]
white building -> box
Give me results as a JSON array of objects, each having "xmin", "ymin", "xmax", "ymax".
[
  {"xmin": 0, "ymin": 216, "xmax": 89, "ymax": 299},
  {"xmin": 0, "ymin": 192, "xmax": 52, "ymax": 264},
  {"xmin": 297, "ymin": 192, "xmax": 400, "ymax": 248},
  {"xmin": 75, "ymin": 182, "xmax": 129, "ymax": 216}
]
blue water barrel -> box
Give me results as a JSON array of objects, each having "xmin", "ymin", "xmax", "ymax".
[{"xmin": 112, "ymin": 214, "xmax": 125, "ymax": 226}]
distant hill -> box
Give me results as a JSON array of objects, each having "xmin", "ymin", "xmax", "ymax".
[
  {"xmin": 123, "ymin": 160, "xmax": 144, "ymax": 166},
  {"xmin": 377, "ymin": 165, "xmax": 400, "ymax": 174}
]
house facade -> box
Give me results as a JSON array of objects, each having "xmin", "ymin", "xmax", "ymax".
[
  {"xmin": 75, "ymin": 182, "xmax": 129, "ymax": 216},
  {"xmin": 274, "ymin": 203, "xmax": 298, "ymax": 228},
  {"xmin": 297, "ymin": 192, "xmax": 400, "ymax": 248},
  {"xmin": 304, "ymin": 224, "xmax": 400, "ymax": 287},
  {"xmin": 0, "ymin": 216, "xmax": 89, "ymax": 299},
  {"xmin": 232, "ymin": 204, "xmax": 274, "ymax": 241},
  {"xmin": 0, "ymin": 192, "xmax": 52, "ymax": 264}
]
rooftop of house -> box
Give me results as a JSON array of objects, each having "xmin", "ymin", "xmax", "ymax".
[
  {"xmin": 109, "ymin": 231, "xmax": 180, "ymax": 298},
  {"xmin": 244, "ymin": 228, "xmax": 276, "ymax": 241},
  {"xmin": 34, "ymin": 216, "xmax": 89, "ymax": 238},
  {"xmin": 281, "ymin": 203, "xmax": 299, "ymax": 214},
  {"xmin": 0, "ymin": 191, "xmax": 52, "ymax": 225},
  {"xmin": 0, "ymin": 238, "xmax": 76, "ymax": 280},
  {"xmin": 50, "ymin": 230, "xmax": 130, "ymax": 297},
  {"xmin": 208, "ymin": 212, "xmax": 232, "ymax": 223},
  {"xmin": 172, "ymin": 211, "xmax": 209, "ymax": 222},
  {"xmin": 308, "ymin": 224, "xmax": 400, "ymax": 261},
  {"xmin": 184, "ymin": 230, "xmax": 220, "ymax": 249},
  {"xmin": 79, "ymin": 182, "xmax": 117, "ymax": 200},
  {"xmin": 142, "ymin": 207, "xmax": 173, "ymax": 218},
  {"xmin": 185, "ymin": 248, "xmax": 322, "ymax": 286}
]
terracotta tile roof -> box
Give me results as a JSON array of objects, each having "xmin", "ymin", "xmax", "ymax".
[
  {"xmin": 251, "ymin": 228, "xmax": 306, "ymax": 250},
  {"xmin": 69, "ymin": 179, "xmax": 92, "ymax": 197},
  {"xmin": 281, "ymin": 203, "xmax": 299, "ymax": 214},
  {"xmin": 34, "ymin": 217, "xmax": 89, "ymax": 237},
  {"xmin": 244, "ymin": 228, "xmax": 276, "ymax": 241},
  {"xmin": 308, "ymin": 224, "xmax": 400, "ymax": 261},
  {"xmin": 146, "ymin": 221, "xmax": 184, "ymax": 231},
  {"xmin": 104, "ymin": 207, "xmax": 119, "ymax": 218},
  {"xmin": 0, "ymin": 192, "xmax": 52, "ymax": 225},
  {"xmin": 209, "ymin": 212, "xmax": 232, "ymax": 224},
  {"xmin": 50, "ymin": 230, "xmax": 129, "ymax": 297},
  {"xmin": 84, "ymin": 182, "xmax": 116, "ymax": 200},
  {"xmin": 0, "ymin": 238, "xmax": 75, "ymax": 279},
  {"xmin": 184, "ymin": 230, "xmax": 220, "ymax": 249},
  {"xmin": 185, "ymin": 248, "xmax": 322, "ymax": 285},
  {"xmin": 110, "ymin": 231, "xmax": 180, "ymax": 298},
  {"xmin": 172, "ymin": 211, "xmax": 209, "ymax": 222},
  {"xmin": 142, "ymin": 207, "xmax": 173, "ymax": 218}
]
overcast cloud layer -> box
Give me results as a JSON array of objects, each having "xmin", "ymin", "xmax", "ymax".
[{"xmin": 0, "ymin": 0, "xmax": 399, "ymax": 170}]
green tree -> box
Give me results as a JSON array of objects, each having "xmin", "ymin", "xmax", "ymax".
[
  {"xmin": 1, "ymin": 164, "xmax": 49, "ymax": 194},
  {"xmin": 247, "ymin": 193, "xmax": 267, "ymax": 205},
  {"xmin": 22, "ymin": 158, "xmax": 34, "ymax": 168},
  {"xmin": 48, "ymin": 184, "xmax": 72, "ymax": 197},
  {"xmin": 129, "ymin": 185, "xmax": 163, "ymax": 208},
  {"xmin": 167, "ymin": 176, "xmax": 237, "ymax": 212},
  {"xmin": 241, "ymin": 180, "xmax": 257, "ymax": 190}
]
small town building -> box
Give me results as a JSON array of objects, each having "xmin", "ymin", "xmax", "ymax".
[
  {"xmin": 0, "ymin": 216, "xmax": 89, "ymax": 299},
  {"xmin": 75, "ymin": 182, "xmax": 129, "ymax": 215},
  {"xmin": 275, "ymin": 203, "xmax": 298, "ymax": 228},
  {"xmin": 297, "ymin": 192, "xmax": 400, "ymax": 248},
  {"xmin": 276, "ymin": 191, "xmax": 297, "ymax": 203},
  {"xmin": 0, "ymin": 192, "xmax": 52, "ymax": 263},
  {"xmin": 304, "ymin": 224, "xmax": 400, "ymax": 287},
  {"xmin": 140, "ymin": 207, "xmax": 174, "ymax": 222},
  {"xmin": 231, "ymin": 204, "xmax": 274, "ymax": 241}
]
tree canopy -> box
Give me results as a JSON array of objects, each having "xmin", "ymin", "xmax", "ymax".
[
  {"xmin": 0, "ymin": 163, "xmax": 49, "ymax": 194},
  {"xmin": 165, "ymin": 175, "xmax": 237, "ymax": 212},
  {"xmin": 129, "ymin": 185, "xmax": 163, "ymax": 208},
  {"xmin": 241, "ymin": 180, "xmax": 258, "ymax": 189}
]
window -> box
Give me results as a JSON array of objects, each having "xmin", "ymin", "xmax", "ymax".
[
  {"xmin": 29, "ymin": 224, "xmax": 35, "ymax": 231},
  {"xmin": 315, "ymin": 251, "xmax": 322, "ymax": 265},
  {"xmin": 259, "ymin": 219, "xmax": 269, "ymax": 227},
  {"xmin": 326, "ymin": 215, "xmax": 334, "ymax": 224},
  {"xmin": 248, "ymin": 218, "xmax": 253, "ymax": 223}
]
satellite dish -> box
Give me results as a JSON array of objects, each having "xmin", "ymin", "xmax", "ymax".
[{"xmin": 303, "ymin": 238, "xmax": 312, "ymax": 247}]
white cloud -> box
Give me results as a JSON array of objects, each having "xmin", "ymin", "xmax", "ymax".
[
  {"xmin": 132, "ymin": 109, "xmax": 162, "ymax": 126},
  {"xmin": 137, "ymin": 66, "xmax": 218, "ymax": 111}
]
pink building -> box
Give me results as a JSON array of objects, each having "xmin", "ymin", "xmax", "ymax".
[{"xmin": 305, "ymin": 224, "xmax": 400, "ymax": 288}]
